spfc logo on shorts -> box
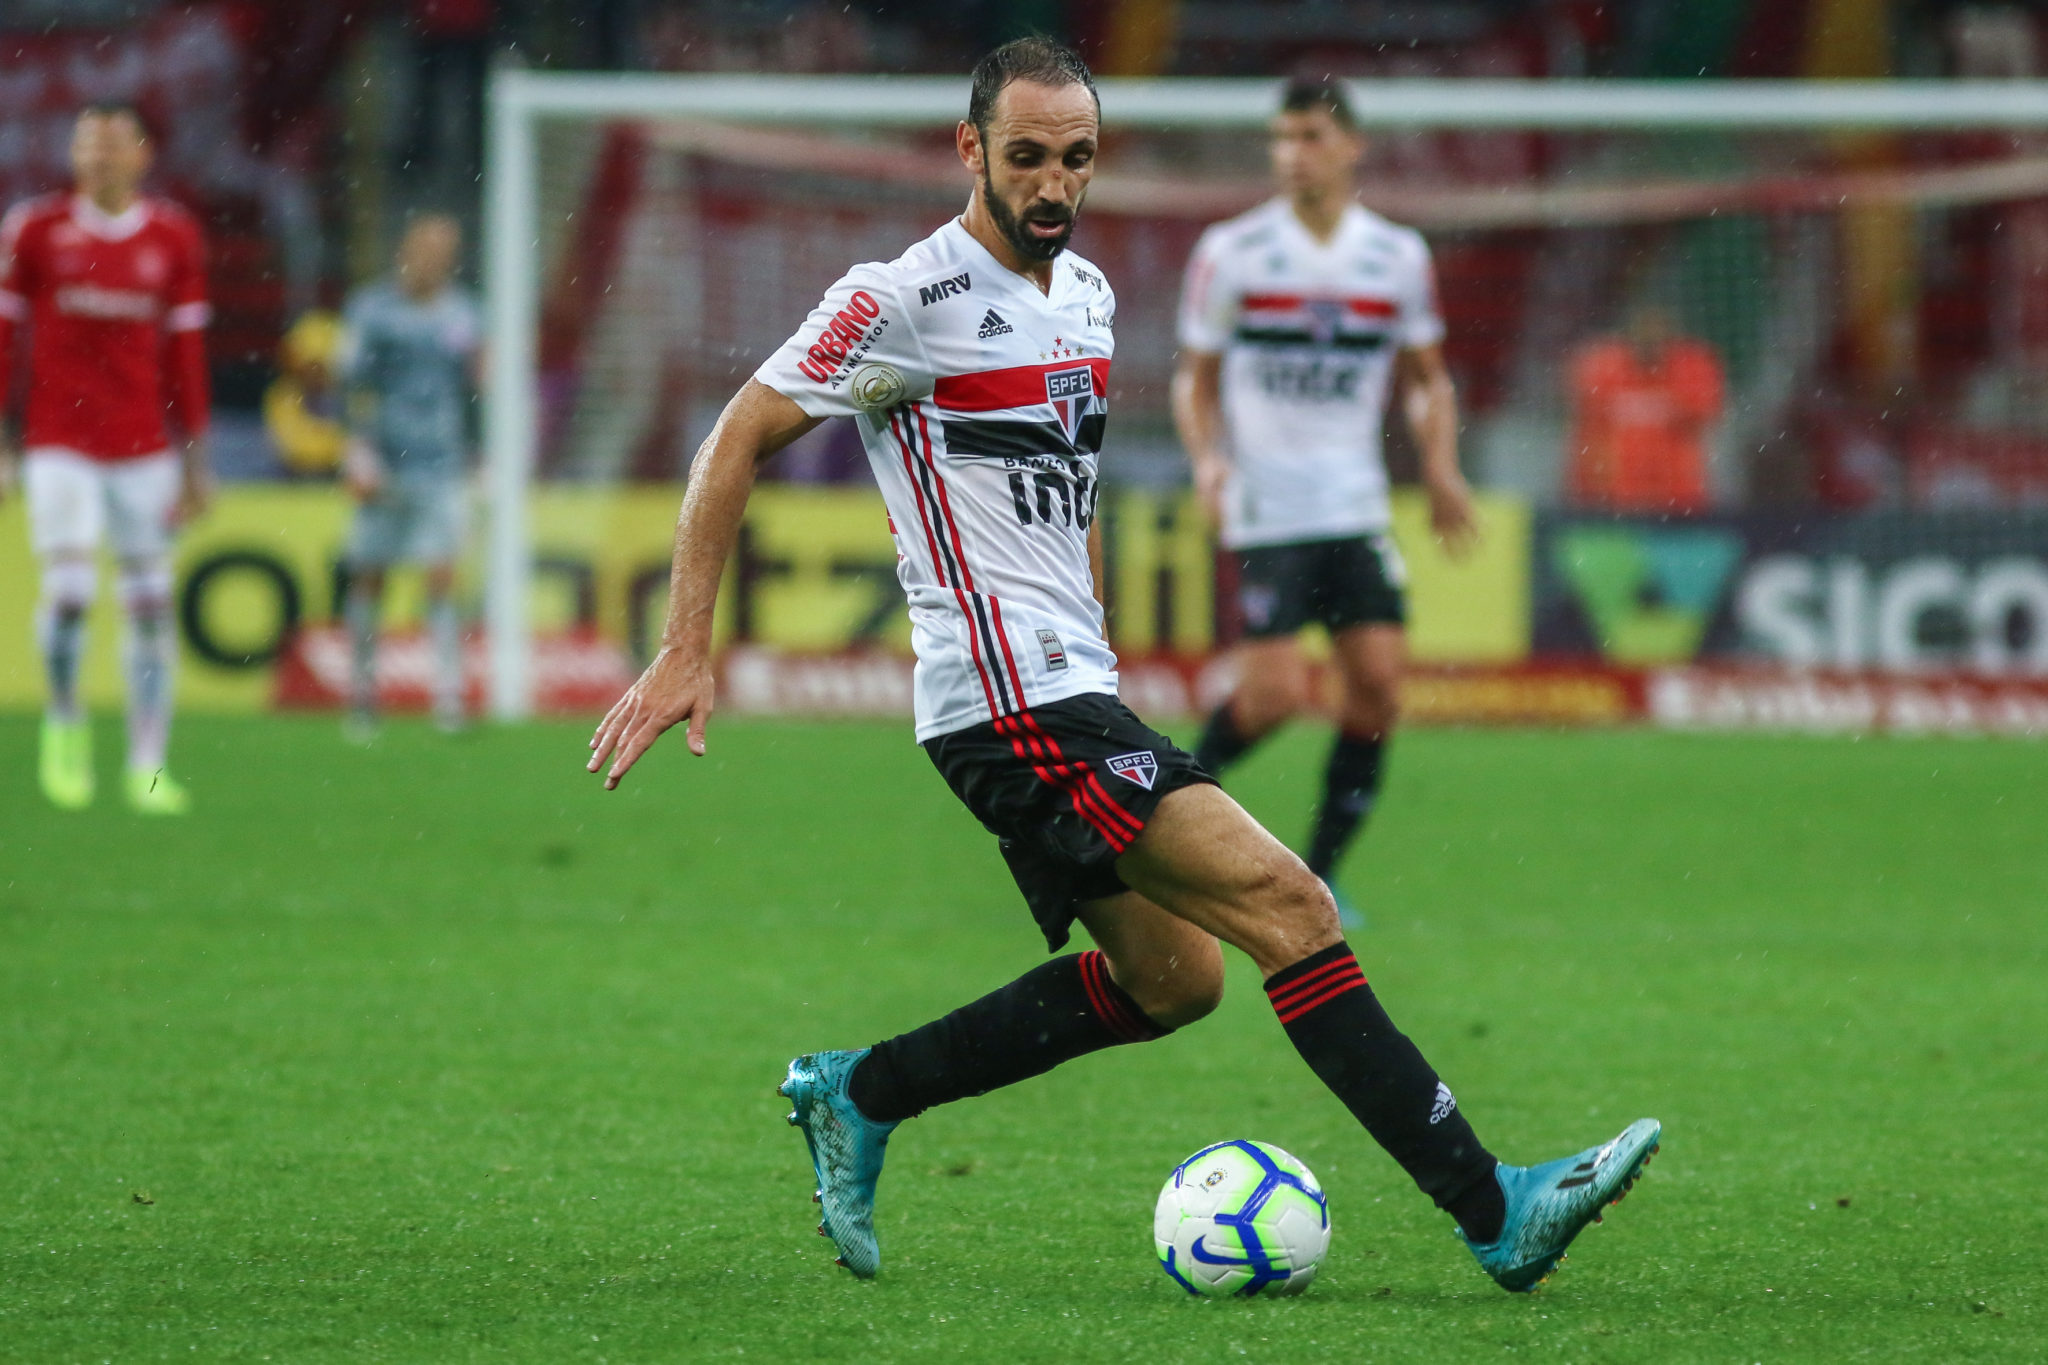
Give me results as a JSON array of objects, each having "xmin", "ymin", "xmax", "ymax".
[
  {"xmin": 1106, "ymin": 751, "xmax": 1157, "ymax": 790},
  {"xmin": 1045, "ymin": 365, "xmax": 1096, "ymax": 445}
]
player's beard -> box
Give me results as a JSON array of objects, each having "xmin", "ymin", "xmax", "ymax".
[{"xmin": 982, "ymin": 167, "xmax": 1078, "ymax": 263}]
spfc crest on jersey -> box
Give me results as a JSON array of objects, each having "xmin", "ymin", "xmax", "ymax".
[
  {"xmin": 1045, "ymin": 365, "xmax": 1096, "ymax": 445},
  {"xmin": 1304, "ymin": 297, "xmax": 1345, "ymax": 346}
]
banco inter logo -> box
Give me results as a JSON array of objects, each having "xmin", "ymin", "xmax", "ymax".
[{"xmin": 1552, "ymin": 525, "xmax": 1744, "ymax": 664}]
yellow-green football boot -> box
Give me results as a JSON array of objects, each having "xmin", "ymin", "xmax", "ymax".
[
  {"xmin": 38, "ymin": 715, "xmax": 93, "ymax": 810},
  {"xmin": 125, "ymin": 766, "xmax": 192, "ymax": 816}
]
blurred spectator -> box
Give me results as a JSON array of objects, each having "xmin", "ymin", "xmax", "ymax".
[
  {"xmin": 264, "ymin": 310, "xmax": 348, "ymax": 478},
  {"xmin": 1566, "ymin": 306, "xmax": 1724, "ymax": 514}
]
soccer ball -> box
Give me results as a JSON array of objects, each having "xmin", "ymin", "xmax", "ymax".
[{"xmin": 1153, "ymin": 1140, "xmax": 1331, "ymax": 1297}]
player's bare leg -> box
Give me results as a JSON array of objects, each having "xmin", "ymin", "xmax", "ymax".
[
  {"xmin": 35, "ymin": 550, "xmax": 97, "ymax": 810},
  {"xmin": 424, "ymin": 561, "xmax": 464, "ymax": 733},
  {"xmin": 344, "ymin": 566, "xmax": 384, "ymax": 742},
  {"xmin": 1305, "ymin": 623, "xmax": 1403, "ymax": 881},
  {"xmin": 1117, "ymin": 782, "xmax": 1658, "ymax": 1290},
  {"xmin": 1192, "ymin": 635, "xmax": 1308, "ymax": 776},
  {"xmin": 1074, "ymin": 891, "xmax": 1225, "ymax": 1029},
  {"xmin": 117, "ymin": 556, "xmax": 187, "ymax": 815}
]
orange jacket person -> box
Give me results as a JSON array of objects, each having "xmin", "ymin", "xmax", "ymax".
[{"xmin": 1567, "ymin": 307, "xmax": 1723, "ymax": 514}]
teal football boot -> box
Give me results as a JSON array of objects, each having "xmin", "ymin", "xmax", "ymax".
[
  {"xmin": 1460, "ymin": 1117, "xmax": 1661, "ymax": 1292},
  {"xmin": 779, "ymin": 1049, "xmax": 899, "ymax": 1279}
]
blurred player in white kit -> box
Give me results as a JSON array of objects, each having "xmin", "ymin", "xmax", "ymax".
[
  {"xmin": 0, "ymin": 104, "xmax": 212, "ymax": 814},
  {"xmin": 1175, "ymin": 78, "xmax": 1477, "ymax": 922}
]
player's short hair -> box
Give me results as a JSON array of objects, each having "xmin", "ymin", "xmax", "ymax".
[
  {"xmin": 1278, "ymin": 76, "xmax": 1358, "ymax": 131},
  {"xmin": 78, "ymin": 100, "xmax": 153, "ymax": 142},
  {"xmin": 968, "ymin": 36, "xmax": 1099, "ymax": 142}
]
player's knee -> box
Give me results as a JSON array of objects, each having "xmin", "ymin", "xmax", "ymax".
[
  {"xmin": 1237, "ymin": 676, "xmax": 1309, "ymax": 733},
  {"xmin": 1249, "ymin": 860, "xmax": 1343, "ymax": 957},
  {"xmin": 117, "ymin": 560, "xmax": 173, "ymax": 621},
  {"xmin": 39, "ymin": 559, "xmax": 97, "ymax": 617},
  {"xmin": 1112, "ymin": 934, "xmax": 1225, "ymax": 1031},
  {"xmin": 1341, "ymin": 676, "xmax": 1400, "ymax": 736},
  {"xmin": 1151, "ymin": 941, "xmax": 1226, "ymax": 1029}
]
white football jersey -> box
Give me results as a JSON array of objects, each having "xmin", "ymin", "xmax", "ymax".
[
  {"xmin": 756, "ymin": 217, "xmax": 1118, "ymax": 742},
  {"xmin": 1178, "ymin": 198, "xmax": 1444, "ymax": 549}
]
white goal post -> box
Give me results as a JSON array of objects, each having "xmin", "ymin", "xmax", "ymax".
[{"xmin": 482, "ymin": 71, "xmax": 2048, "ymax": 719}]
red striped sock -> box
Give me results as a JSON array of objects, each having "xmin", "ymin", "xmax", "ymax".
[
  {"xmin": 848, "ymin": 951, "xmax": 1168, "ymax": 1123},
  {"xmin": 1263, "ymin": 941, "xmax": 1501, "ymax": 1238}
]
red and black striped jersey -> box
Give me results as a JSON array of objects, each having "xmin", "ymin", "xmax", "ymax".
[
  {"xmin": 756, "ymin": 218, "xmax": 1118, "ymax": 742},
  {"xmin": 1178, "ymin": 198, "xmax": 1441, "ymax": 549}
]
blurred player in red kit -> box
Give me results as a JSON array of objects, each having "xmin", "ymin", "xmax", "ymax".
[{"xmin": 0, "ymin": 104, "xmax": 212, "ymax": 813}]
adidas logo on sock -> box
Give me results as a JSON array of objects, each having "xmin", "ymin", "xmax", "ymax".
[
  {"xmin": 1429, "ymin": 1081, "xmax": 1458, "ymax": 1125},
  {"xmin": 977, "ymin": 308, "xmax": 1013, "ymax": 338}
]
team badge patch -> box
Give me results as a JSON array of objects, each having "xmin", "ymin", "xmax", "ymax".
[
  {"xmin": 1045, "ymin": 365, "xmax": 1096, "ymax": 445},
  {"xmin": 1107, "ymin": 751, "xmax": 1158, "ymax": 790}
]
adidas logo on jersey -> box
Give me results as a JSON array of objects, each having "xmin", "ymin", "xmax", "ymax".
[{"xmin": 977, "ymin": 308, "xmax": 1013, "ymax": 338}]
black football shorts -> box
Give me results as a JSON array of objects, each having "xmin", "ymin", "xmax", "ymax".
[
  {"xmin": 923, "ymin": 690, "xmax": 1215, "ymax": 951},
  {"xmin": 1234, "ymin": 532, "xmax": 1407, "ymax": 638}
]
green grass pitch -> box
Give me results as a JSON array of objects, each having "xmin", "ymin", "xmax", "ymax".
[{"xmin": 2, "ymin": 714, "xmax": 2043, "ymax": 1362}]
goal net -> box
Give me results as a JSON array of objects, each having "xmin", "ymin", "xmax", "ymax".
[{"xmin": 483, "ymin": 74, "xmax": 2048, "ymax": 721}]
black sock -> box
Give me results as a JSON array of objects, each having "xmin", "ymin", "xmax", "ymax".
[
  {"xmin": 1264, "ymin": 942, "xmax": 1504, "ymax": 1242},
  {"xmin": 1305, "ymin": 733, "xmax": 1385, "ymax": 879},
  {"xmin": 848, "ymin": 950, "xmax": 1169, "ymax": 1124},
  {"xmin": 1194, "ymin": 701, "xmax": 1260, "ymax": 775}
]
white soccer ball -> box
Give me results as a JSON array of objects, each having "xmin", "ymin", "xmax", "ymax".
[{"xmin": 1153, "ymin": 1139, "xmax": 1331, "ymax": 1297}]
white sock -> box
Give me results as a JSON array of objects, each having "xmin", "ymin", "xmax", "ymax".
[
  {"xmin": 38, "ymin": 602, "xmax": 89, "ymax": 723},
  {"xmin": 429, "ymin": 596, "xmax": 464, "ymax": 720},
  {"xmin": 124, "ymin": 604, "xmax": 174, "ymax": 773},
  {"xmin": 346, "ymin": 589, "xmax": 379, "ymax": 714},
  {"xmin": 36, "ymin": 560, "xmax": 95, "ymax": 723}
]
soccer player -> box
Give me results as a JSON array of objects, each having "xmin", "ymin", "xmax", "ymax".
[
  {"xmin": 0, "ymin": 103, "xmax": 211, "ymax": 814},
  {"xmin": 1174, "ymin": 78, "xmax": 1477, "ymax": 921},
  {"xmin": 338, "ymin": 213, "xmax": 481, "ymax": 737},
  {"xmin": 587, "ymin": 40, "xmax": 1657, "ymax": 1291}
]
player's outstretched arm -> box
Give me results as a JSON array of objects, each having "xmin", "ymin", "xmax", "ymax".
[
  {"xmin": 1397, "ymin": 342, "xmax": 1477, "ymax": 557},
  {"xmin": 587, "ymin": 379, "xmax": 821, "ymax": 789}
]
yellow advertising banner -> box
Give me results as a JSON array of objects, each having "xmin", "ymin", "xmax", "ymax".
[{"xmin": 0, "ymin": 484, "xmax": 1529, "ymax": 713}]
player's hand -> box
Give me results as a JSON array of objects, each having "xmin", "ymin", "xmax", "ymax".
[
  {"xmin": 1192, "ymin": 455, "xmax": 1230, "ymax": 527},
  {"xmin": 175, "ymin": 454, "xmax": 214, "ymax": 525},
  {"xmin": 587, "ymin": 645, "xmax": 713, "ymax": 790},
  {"xmin": 344, "ymin": 440, "xmax": 385, "ymax": 503},
  {"xmin": 1425, "ymin": 473, "xmax": 1479, "ymax": 559}
]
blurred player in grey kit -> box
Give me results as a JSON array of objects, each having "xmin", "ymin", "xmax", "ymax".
[{"xmin": 339, "ymin": 212, "xmax": 483, "ymax": 736}]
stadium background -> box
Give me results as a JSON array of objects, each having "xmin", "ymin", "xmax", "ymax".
[
  {"xmin": 6, "ymin": 6, "xmax": 2047, "ymax": 1360},
  {"xmin": 2, "ymin": 0, "xmax": 2046, "ymax": 736}
]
